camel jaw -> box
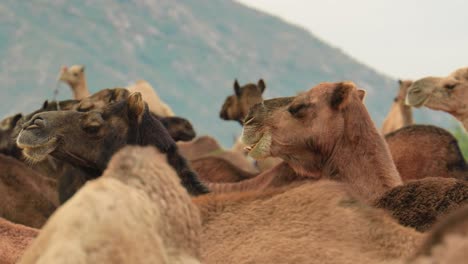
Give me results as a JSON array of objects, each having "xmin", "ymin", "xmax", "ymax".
[
  {"xmin": 242, "ymin": 132, "xmax": 272, "ymax": 160},
  {"xmin": 17, "ymin": 132, "xmax": 58, "ymax": 163}
]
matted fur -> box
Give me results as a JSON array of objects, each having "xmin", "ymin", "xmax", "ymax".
[
  {"xmin": 19, "ymin": 146, "xmax": 201, "ymax": 264},
  {"xmin": 0, "ymin": 217, "xmax": 38, "ymax": 264}
]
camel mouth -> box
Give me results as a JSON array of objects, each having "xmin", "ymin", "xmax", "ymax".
[
  {"xmin": 16, "ymin": 133, "xmax": 59, "ymax": 163},
  {"xmin": 242, "ymin": 132, "xmax": 272, "ymax": 159}
]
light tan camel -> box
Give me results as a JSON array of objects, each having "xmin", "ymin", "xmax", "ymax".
[
  {"xmin": 382, "ymin": 80, "xmax": 414, "ymax": 134},
  {"xmin": 59, "ymin": 65, "xmax": 89, "ymax": 100},
  {"xmin": 127, "ymin": 80, "xmax": 175, "ymax": 117},
  {"xmin": 18, "ymin": 146, "xmax": 201, "ymax": 264},
  {"xmin": 406, "ymin": 67, "xmax": 468, "ymax": 131}
]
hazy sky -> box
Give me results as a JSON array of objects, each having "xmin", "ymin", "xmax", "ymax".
[{"xmin": 237, "ymin": 0, "xmax": 467, "ymax": 79}]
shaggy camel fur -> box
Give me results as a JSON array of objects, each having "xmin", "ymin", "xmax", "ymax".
[
  {"xmin": 194, "ymin": 180, "xmax": 424, "ymax": 264},
  {"xmin": 219, "ymin": 79, "xmax": 282, "ymax": 171},
  {"xmin": 376, "ymin": 177, "xmax": 468, "ymax": 231},
  {"xmin": 191, "ymin": 156, "xmax": 256, "ymax": 183},
  {"xmin": 0, "ymin": 154, "xmax": 57, "ymax": 228},
  {"xmin": 409, "ymin": 204, "xmax": 468, "ymax": 263},
  {"xmin": 0, "ymin": 218, "xmax": 38, "ymax": 264},
  {"xmin": 19, "ymin": 146, "xmax": 201, "ymax": 264},
  {"xmin": 382, "ymin": 80, "xmax": 413, "ymax": 134},
  {"xmin": 127, "ymin": 80, "xmax": 175, "ymax": 117},
  {"xmin": 59, "ymin": 65, "xmax": 89, "ymax": 100},
  {"xmin": 406, "ymin": 67, "xmax": 468, "ymax": 130},
  {"xmin": 385, "ymin": 125, "xmax": 467, "ymax": 181},
  {"xmin": 241, "ymin": 82, "xmax": 468, "ymax": 231},
  {"xmin": 16, "ymin": 93, "xmax": 208, "ymax": 200}
]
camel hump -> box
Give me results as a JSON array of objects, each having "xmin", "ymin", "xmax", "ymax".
[{"xmin": 127, "ymin": 80, "xmax": 175, "ymax": 117}]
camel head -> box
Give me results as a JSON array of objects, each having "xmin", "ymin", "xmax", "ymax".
[
  {"xmin": 16, "ymin": 93, "xmax": 148, "ymax": 172},
  {"xmin": 159, "ymin": 116, "xmax": 196, "ymax": 142},
  {"xmin": 219, "ymin": 79, "xmax": 266, "ymax": 125},
  {"xmin": 59, "ymin": 65, "xmax": 85, "ymax": 87},
  {"xmin": 75, "ymin": 88, "xmax": 130, "ymax": 112},
  {"xmin": 0, "ymin": 113, "xmax": 23, "ymax": 156},
  {"xmin": 242, "ymin": 82, "xmax": 366, "ymax": 174},
  {"xmin": 406, "ymin": 67, "xmax": 468, "ymax": 117}
]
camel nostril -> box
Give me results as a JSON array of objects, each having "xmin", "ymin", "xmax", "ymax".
[{"xmin": 26, "ymin": 117, "xmax": 45, "ymax": 130}]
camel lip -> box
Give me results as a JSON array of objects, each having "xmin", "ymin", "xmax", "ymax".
[
  {"xmin": 19, "ymin": 137, "xmax": 59, "ymax": 162},
  {"xmin": 16, "ymin": 130, "xmax": 57, "ymax": 150}
]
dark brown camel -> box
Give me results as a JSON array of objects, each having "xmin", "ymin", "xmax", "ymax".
[
  {"xmin": 0, "ymin": 154, "xmax": 57, "ymax": 228},
  {"xmin": 241, "ymin": 82, "xmax": 468, "ymax": 231},
  {"xmin": 16, "ymin": 92, "xmax": 208, "ymax": 201}
]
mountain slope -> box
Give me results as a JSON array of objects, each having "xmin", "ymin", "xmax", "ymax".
[{"xmin": 0, "ymin": 0, "xmax": 452, "ymax": 146}]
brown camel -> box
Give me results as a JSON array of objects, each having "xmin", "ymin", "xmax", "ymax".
[
  {"xmin": 0, "ymin": 217, "xmax": 38, "ymax": 264},
  {"xmin": 0, "ymin": 113, "xmax": 23, "ymax": 157},
  {"xmin": 0, "ymin": 154, "xmax": 57, "ymax": 228},
  {"xmin": 178, "ymin": 136, "xmax": 259, "ymax": 174},
  {"xmin": 18, "ymin": 146, "xmax": 201, "ymax": 264},
  {"xmin": 191, "ymin": 156, "xmax": 256, "ymax": 183},
  {"xmin": 241, "ymin": 82, "xmax": 468, "ymax": 230},
  {"xmin": 59, "ymin": 65, "xmax": 89, "ymax": 100},
  {"xmin": 406, "ymin": 67, "xmax": 468, "ymax": 130},
  {"xmin": 16, "ymin": 92, "xmax": 208, "ymax": 201},
  {"xmin": 381, "ymin": 80, "xmax": 414, "ymax": 134},
  {"xmin": 220, "ymin": 79, "xmax": 266, "ymax": 124},
  {"xmin": 408, "ymin": 204, "xmax": 468, "ymax": 263},
  {"xmin": 219, "ymin": 79, "xmax": 282, "ymax": 171},
  {"xmin": 385, "ymin": 125, "xmax": 467, "ymax": 181},
  {"xmin": 195, "ymin": 180, "xmax": 424, "ymax": 264}
]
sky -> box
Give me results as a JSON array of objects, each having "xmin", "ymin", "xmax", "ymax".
[{"xmin": 237, "ymin": 0, "xmax": 468, "ymax": 80}]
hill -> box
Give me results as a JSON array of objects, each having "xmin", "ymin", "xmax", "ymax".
[{"xmin": 0, "ymin": 0, "xmax": 453, "ymax": 146}]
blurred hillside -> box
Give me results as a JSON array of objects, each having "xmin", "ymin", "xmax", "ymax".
[{"xmin": 0, "ymin": 0, "xmax": 454, "ymax": 146}]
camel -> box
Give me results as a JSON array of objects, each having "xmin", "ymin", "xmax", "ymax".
[
  {"xmin": 0, "ymin": 154, "xmax": 57, "ymax": 228},
  {"xmin": 127, "ymin": 80, "xmax": 175, "ymax": 117},
  {"xmin": 191, "ymin": 156, "xmax": 256, "ymax": 183},
  {"xmin": 177, "ymin": 136, "xmax": 259, "ymax": 174},
  {"xmin": 16, "ymin": 92, "xmax": 208, "ymax": 200},
  {"xmin": 18, "ymin": 146, "xmax": 201, "ymax": 264},
  {"xmin": 241, "ymin": 82, "xmax": 468, "ymax": 230},
  {"xmin": 75, "ymin": 87, "xmax": 195, "ymax": 141},
  {"xmin": 385, "ymin": 125, "xmax": 467, "ymax": 181},
  {"xmin": 382, "ymin": 80, "xmax": 414, "ymax": 134},
  {"xmin": 0, "ymin": 113, "xmax": 23, "ymax": 157},
  {"xmin": 59, "ymin": 65, "xmax": 175, "ymax": 116},
  {"xmin": 219, "ymin": 79, "xmax": 282, "ymax": 171},
  {"xmin": 0, "ymin": 217, "xmax": 38, "ymax": 264},
  {"xmin": 59, "ymin": 65, "xmax": 89, "ymax": 100},
  {"xmin": 408, "ymin": 204, "xmax": 468, "ymax": 263},
  {"xmin": 406, "ymin": 67, "xmax": 468, "ymax": 131}
]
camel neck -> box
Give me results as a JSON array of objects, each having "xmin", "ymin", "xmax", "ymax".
[
  {"xmin": 324, "ymin": 104, "xmax": 402, "ymax": 203},
  {"xmin": 71, "ymin": 78, "xmax": 89, "ymax": 100},
  {"xmin": 399, "ymin": 103, "xmax": 413, "ymax": 125}
]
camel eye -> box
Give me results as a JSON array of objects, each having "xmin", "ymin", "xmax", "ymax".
[
  {"xmin": 444, "ymin": 83, "xmax": 457, "ymax": 90},
  {"xmin": 288, "ymin": 103, "xmax": 309, "ymax": 117}
]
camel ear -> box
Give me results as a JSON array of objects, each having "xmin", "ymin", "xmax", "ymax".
[
  {"xmin": 234, "ymin": 79, "xmax": 241, "ymax": 97},
  {"xmin": 357, "ymin": 90, "xmax": 366, "ymax": 102},
  {"xmin": 79, "ymin": 65, "xmax": 85, "ymax": 73},
  {"xmin": 258, "ymin": 79, "xmax": 266, "ymax": 94},
  {"xmin": 330, "ymin": 82, "xmax": 356, "ymax": 110},
  {"xmin": 42, "ymin": 100, "xmax": 49, "ymax": 110},
  {"xmin": 398, "ymin": 79, "xmax": 403, "ymax": 86},
  {"xmin": 128, "ymin": 92, "xmax": 145, "ymax": 121}
]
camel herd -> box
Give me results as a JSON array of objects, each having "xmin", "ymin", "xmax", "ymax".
[{"xmin": 0, "ymin": 65, "xmax": 467, "ymax": 263}]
